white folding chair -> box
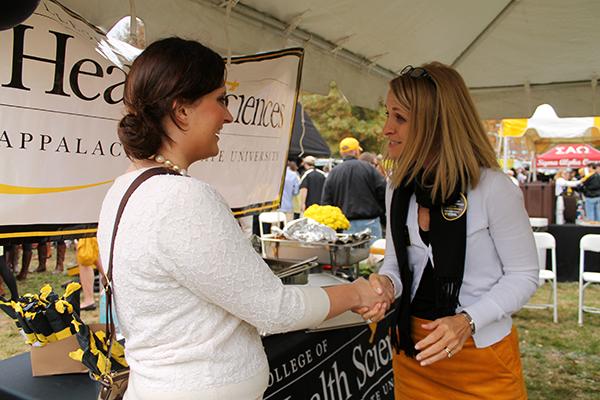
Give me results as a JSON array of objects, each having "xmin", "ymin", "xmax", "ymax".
[
  {"xmin": 258, "ymin": 212, "xmax": 287, "ymax": 257},
  {"xmin": 529, "ymin": 218, "xmax": 548, "ymax": 232},
  {"xmin": 524, "ymin": 232, "xmax": 558, "ymax": 322},
  {"xmin": 578, "ymin": 234, "xmax": 600, "ymax": 325}
]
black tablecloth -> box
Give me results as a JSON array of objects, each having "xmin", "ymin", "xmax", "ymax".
[
  {"xmin": 547, "ymin": 224, "xmax": 600, "ymax": 281},
  {"xmin": 0, "ymin": 312, "xmax": 396, "ymax": 400},
  {"xmin": 0, "ymin": 352, "xmax": 100, "ymax": 399}
]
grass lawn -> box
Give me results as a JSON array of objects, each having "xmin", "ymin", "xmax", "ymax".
[
  {"xmin": 1, "ymin": 246, "xmax": 599, "ymax": 399},
  {"xmin": 514, "ymin": 282, "xmax": 600, "ymax": 399}
]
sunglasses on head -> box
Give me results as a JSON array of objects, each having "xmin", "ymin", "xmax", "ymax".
[{"xmin": 400, "ymin": 65, "xmax": 431, "ymax": 80}]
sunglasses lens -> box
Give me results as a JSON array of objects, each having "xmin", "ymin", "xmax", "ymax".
[
  {"xmin": 411, "ymin": 68, "xmax": 425, "ymax": 78},
  {"xmin": 400, "ymin": 65, "xmax": 413, "ymax": 75},
  {"xmin": 400, "ymin": 65, "xmax": 429, "ymax": 80}
]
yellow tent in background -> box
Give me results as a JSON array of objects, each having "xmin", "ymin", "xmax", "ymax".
[{"xmin": 500, "ymin": 105, "xmax": 600, "ymax": 154}]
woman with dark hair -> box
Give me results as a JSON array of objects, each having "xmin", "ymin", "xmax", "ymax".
[
  {"xmin": 97, "ymin": 37, "xmax": 384, "ymax": 400},
  {"xmin": 357, "ymin": 62, "xmax": 539, "ymax": 399}
]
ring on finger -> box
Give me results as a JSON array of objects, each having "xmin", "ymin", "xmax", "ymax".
[
  {"xmin": 366, "ymin": 319, "xmax": 373, "ymax": 324},
  {"xmin": 444, "ymin": 346, "xmax": 453, "ymax": 358}
]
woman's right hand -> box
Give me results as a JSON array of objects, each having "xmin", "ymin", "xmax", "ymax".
[
  {"xmin": 352, "ymin": 277, "xmax": 386, "ymax": 309},
  {"xmin": 353, "ymin": 274, "xmax": 395, "ymax": 323},
  {"xmin": 323, "ymin": 277, "xmax": 389, "ymax": 320}
]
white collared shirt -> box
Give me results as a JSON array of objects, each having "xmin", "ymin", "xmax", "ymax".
[{"xmin": 380, "ymin": 168, "xmax": 539, "ymax": 348}]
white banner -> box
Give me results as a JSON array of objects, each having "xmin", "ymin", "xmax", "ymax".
[
  {"xmin": 0, "ymin": 0, "xmax": 302, "ymax": 242},
  {"xmin": 194, "ymin": 50, "xmax": 303, "ymax": 216}
]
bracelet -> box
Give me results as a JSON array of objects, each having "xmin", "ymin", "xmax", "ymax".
[
  {"xmin": 460, "ymin": 311, "xmax": 476, "ymax": 335},
  {"xmin": 381, "ymin": 274, "xmax": 395, "ymax": 293}
]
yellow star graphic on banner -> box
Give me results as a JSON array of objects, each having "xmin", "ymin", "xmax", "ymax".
[{"xmin": 226, "ymin": 80, "xmax": 240, "ymax": 91}]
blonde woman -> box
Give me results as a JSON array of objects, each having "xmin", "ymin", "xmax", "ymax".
[
  {"xmin": 358, "ymin": 62, "xmax": 539, "ymax": 399},
  {"xmin": 554, "ymin": 169, "xmax": 580, "ymax": 224},
  {"xmin": 554, "ymin": 169, "xmax": 580, "ymax": 197}
]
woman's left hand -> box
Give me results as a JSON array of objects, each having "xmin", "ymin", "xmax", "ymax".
[{"xmin": 413, "ymin": 314, "xmax": 472, "ymax": 366}]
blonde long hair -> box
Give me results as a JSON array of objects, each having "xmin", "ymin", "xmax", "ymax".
[{"xmin": 387, "ymin": 61, "xmax": 498, "ymax": 202}]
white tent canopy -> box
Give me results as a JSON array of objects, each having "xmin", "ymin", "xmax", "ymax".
[
  {"xmin": 500, "ymin": 104, "xmax": 600, "ymax": 155},
  {"xmin": 503, "ymin": 104, "xmax": 600, "ymax": 138},
  {"xmin": 59, "ymin": 0, "xmax": 600, "ymax": 118}
]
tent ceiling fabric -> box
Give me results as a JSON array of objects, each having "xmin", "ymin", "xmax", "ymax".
[{"xmin": 58, "ymin": 0, "xmax": 600, "ymax": 118}]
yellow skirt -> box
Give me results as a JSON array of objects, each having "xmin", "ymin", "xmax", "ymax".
[{"xmin": 393, "ymin": 317, "xmax": 527, "ymax": 400}]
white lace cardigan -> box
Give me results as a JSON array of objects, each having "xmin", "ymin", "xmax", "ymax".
[{"xmin": 97, "ymin": 168, "xmax": 330, "ymax": 399}]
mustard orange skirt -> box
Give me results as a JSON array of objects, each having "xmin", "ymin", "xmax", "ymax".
[{"xmin": 393, "ymin": 317, "xmax": 527, "ymax": 400}]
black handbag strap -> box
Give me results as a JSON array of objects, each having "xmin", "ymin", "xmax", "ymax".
[{"xmin": 103, "ymin": 167, "xmax": 181, "ymax": 354}]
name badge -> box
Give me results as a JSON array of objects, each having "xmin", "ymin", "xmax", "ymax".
[{"xmin": 441, "ymin": 193, "xmax": 467, "ymax": 221}]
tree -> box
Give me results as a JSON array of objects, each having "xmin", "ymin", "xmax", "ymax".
[{"xmin": 301, "ymin": 82, "xmax": 386, "ymax": 157}]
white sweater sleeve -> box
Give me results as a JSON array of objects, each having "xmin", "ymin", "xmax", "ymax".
[
  {"xmin": 157, "ymin": 179, "xmax": 330, "ymax": 334},
  {"xmin": 462, "ymin": 173, "xmax": 539, "ymax": 331},
  {"xmin": 378, "ymin": 183, "xmax": 403, "ymax": 297}
]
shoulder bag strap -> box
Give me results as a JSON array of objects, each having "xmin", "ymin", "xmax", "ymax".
[{"xmin": 104, "ymin": 167, "xmax": 180, "ymax": 350}]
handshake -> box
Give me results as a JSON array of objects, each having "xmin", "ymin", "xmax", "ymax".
[{"xmin": 350, "ymin": 274, "xmax": 395, "ymax": 323}]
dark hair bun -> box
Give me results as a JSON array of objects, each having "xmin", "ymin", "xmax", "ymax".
[{"xmin": 117, "ymin": 113, "xmax": 163, "ymax": 160}]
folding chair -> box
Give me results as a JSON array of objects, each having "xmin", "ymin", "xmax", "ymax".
[
  {"xmin": 578, "ymin": 234, "xmax": 600, "ymax": 326},
  {"xmin": 258, "ymin": 212, "xmax": 287, "ymax": 257},
  {"xmin": 529, "ymin": 217, "xmax": 548, "ymax": 232},
  {"xmin": 524, "ymin": 232, "xmax": 558, "ymax": 323}
]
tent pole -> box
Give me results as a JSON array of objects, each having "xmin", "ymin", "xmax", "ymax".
[
  {"xmin": 298, "ymin": 103, "xmax": 306, "ymax": 158},
  {"xmin": 592, "ymin": 75, "xmax": 598, "ymax": 115},
  {"xmin": 531, "ymin": 151, "xmax": 537, "ymax": 182},
  {"xmin": 503, "ymin": 136, "xmax": 510, "ymax": 172}
]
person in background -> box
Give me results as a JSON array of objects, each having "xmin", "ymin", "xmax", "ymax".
[
  {"xmin": 359, "ymin": 151, "xmax": 386, "ymax": 176},
  {"xmin": 506, "ymin": 169, "xmax": 519, "ymax": 186},
  {"xmin": 0, "ymin": 246, "xmax": 18, "ymax": 300},
  {"xmin": 359, "ymin": 62, "xmax": 538, "ymax": 399},
  {"xmin": 579, "ymin": 161, "xmax": 595, "ymax": 178},
  {"xmin": 322, "ymin": 137, "xmax": 386, "ymax": 240},
  {"xmin": 10, "ymin": 239, "xmax": 68, "ymax": 279},
  {"xmin": 580, "ymin": 163, "xmax": 600, "ymax": 221},
  {"xmin": 9, "ymin": 240, "xmax": 47, "ymax": 281},
  {"xmin": 299, "ymin": 155, "xmax": 327, "ymax": 212},
  {"xmin": 555, "ymin": 168, "xmax": 581, "ymax": 196},
  {"xmin": 554, "ymin": 169, "xmax": 581, "ymax": 224},
  {"xmin": 359, "ymin": 151, "xmax": 377, "ymax": 166},
  {"xmin": 53, "ymin": 240, "xmax": 67, "ymax": 274},
  {"xmin": 76, "ymin": 237, "xmax": 105, "ymax": 311},
  {"xmin": 359, "ymin": 152, "xmax": 389, "ymax": 232},
  {"xmin": 97, "ymin": 37, "xmax": 385, "ymax": 400},
  {"xmin": 516, "ymin": 167, "xmax": 528, "ymax": 184},
  {"xmin": 278, "ymin": 160, "xmax": 300, "ymax": 221}
]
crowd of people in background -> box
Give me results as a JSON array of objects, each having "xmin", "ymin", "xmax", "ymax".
[
  {"xmin": 280, "ymin": 147, "xmax": 600, "ymax": 235},
  {"xmin": 502, "ymin": 162, "xmax": 600, "ymax": 223},
  {"xmin": 545, "ymin": 163, "xmax": 600, "ymax": 222},
  {"xmin": 279, "ymin": 137, "xmax": 387, "ymax": 242}
]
